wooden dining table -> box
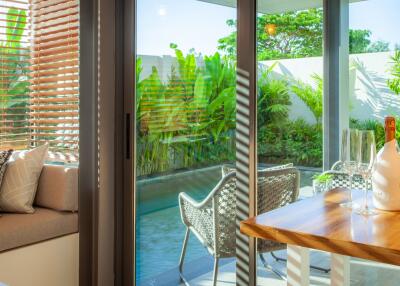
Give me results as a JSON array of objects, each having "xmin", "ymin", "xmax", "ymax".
[{"xmin": 240, "ymin": 188, "xmax": 400, "ymax": 286}]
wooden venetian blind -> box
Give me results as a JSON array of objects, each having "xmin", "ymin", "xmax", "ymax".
[
  {"xmin": 30, "ymin": 0, "xmax": 79, "ymax": 161},
  {"xmin": 0, "ymin": 0, "xmax": 31, "ymax": 150}
]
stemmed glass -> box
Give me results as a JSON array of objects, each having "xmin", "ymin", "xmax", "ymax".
[
  {"xmin": 340, "ymin": 128, "xmax": 360, "ymax": 209},
  {"xmin": 356, "ymin": 130, "xmax": 377, "ymax": 216}
]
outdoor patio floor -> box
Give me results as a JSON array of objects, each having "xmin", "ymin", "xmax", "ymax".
[{"xmin": 186, "ymin": 249, "xmax": 400, "ymax": 286}]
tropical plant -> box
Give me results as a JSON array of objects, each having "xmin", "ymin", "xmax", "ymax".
[
  {"xmin": 196, "ymin": 52, "xmax": 236, "ymax": 142},
  {"xmin": 291, "ymin": 74, "xmax": 323, "ymax": 125},
  {"xmin": 388, "ymin": 50, "xmax": 400, "ymax": 95},
  {"xmin": 0, "ymin": 8, "xmax": 30, "ymax": 147},
  {"xmin": 136, "ymin": 47, "xmax": 237, "ymax": 176},
  {"xmin": 257, "ymin": 63, "xmax": 291, "ymax": 127}
]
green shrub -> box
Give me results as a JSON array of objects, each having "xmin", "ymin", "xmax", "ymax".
[
  {"xmin": 291, "ymin": 74, "xmax": 323, "ymax": 125},
  {"xmin": 258, "ymin": 119, "xmax": 323, "ymax": 167},
  {"xmin": 258, "ymin": 63, "xmax": 291, "ymax": 126},
  {"xmin": 350, "ymin": 117, "xmax": 400, "ymax": 151},
  {"xmin": 388, "ymin": 50, "xmax": 400, "ymax": 95}
]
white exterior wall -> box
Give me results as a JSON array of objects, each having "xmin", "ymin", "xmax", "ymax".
[{"xmin": 139, "ymin": 51, "xmax": 399, "ymax": 124}]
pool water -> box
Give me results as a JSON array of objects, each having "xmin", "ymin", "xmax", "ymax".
[{"xmin": 136, "ymin": 165, "xmax": 318, "ymax": 284}]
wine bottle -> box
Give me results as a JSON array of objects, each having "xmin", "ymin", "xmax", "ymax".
[{"xmin": 372, "ymin": 116, "xmax": 400, "ymax": 211}]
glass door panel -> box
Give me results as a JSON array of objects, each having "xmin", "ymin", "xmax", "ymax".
[
  {"xmin": 135, "ymin": 1, "xmax": 236, "ymax": 284},
  {"xmin": 345, "ymin": 1, "xmax": 400, "ymax": 283},
  {"xmin": 256, "ymin": 0, "xmax": 324, "ymax": 283}
]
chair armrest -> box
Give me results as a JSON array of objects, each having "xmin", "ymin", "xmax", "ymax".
[{"xmin": 178, "ymin": 192, "xmax": 214, "ymax": 248}]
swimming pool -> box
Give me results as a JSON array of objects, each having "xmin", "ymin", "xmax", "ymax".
[{"xmin": 136, "ymin": 165, "xmax": 318, "ymax": 284}]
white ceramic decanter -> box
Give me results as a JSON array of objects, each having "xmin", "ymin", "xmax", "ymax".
[{"xmin": 372, "ymin": 116, "xmax": 400, "ymax": 211}]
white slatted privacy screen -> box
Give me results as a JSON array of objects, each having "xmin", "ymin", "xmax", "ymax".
[{"xmin": 0, "ymin": 0, "xmax": 79, "ymax": 162}]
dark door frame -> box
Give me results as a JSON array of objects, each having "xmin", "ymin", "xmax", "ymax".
[
  {"xmin": 115, "ymin": 0, "xmax": 136, "ymax": 284},
  {"xmin": 236, "ymin": 0, "xmax": 257, "ymax": 285},
  {"xmin": 79, "ymin": 0, "xmax": 99, "ymax": 285}
]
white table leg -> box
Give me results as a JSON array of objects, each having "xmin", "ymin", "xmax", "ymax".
[
  {"xmin": 331, "ymin": 254, "xmax": 350, "ymax": 286},
  {"xmin": 287, "ymin": 245, "xmax": 310, "ymax": 286}
]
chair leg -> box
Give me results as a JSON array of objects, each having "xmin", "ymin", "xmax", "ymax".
[
  {"xmin": 212, "ymin": 257, "xmax": 219, "ymax": 286},
  {"xmin": 271, "ymin": 251, "xmax": 331, "ymax": 273},
  {"xmin": 179, "ymin": 228, "xmax": 190, "ymax": 285},
  {"xmin": 259, "ymin": 253, "xmax": 287, "ymax": 281}
]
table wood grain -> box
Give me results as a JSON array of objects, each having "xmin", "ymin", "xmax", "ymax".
[{"xmin": 240, "ymin": 188, "xmax": 400, "ymax": 266}]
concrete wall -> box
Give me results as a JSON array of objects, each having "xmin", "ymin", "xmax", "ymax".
[
  {"xmin": 261, "ymin": 51, "xmax": 398, "ymax": 124},
  {"xmin": 139, "ymin": 51, "xmax": 399, "ymax": 124}
]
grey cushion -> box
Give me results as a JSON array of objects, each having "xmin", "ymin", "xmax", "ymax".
[
  {"xmin": 0, "ymin": 207, "xmax": 78, "ymax": 252},
  {"xmin": 35, "ymin": 165, "xmax": 78, "ymax": 212}
]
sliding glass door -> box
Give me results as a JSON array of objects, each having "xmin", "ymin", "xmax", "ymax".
[
  {"xmin": 135, "ymin": 1, "xmax": 236, "ymax": 284},
  {"xmin": 128, "ymin": 0, "xmax": 400, "ymax": 285},
  {"xmin": 255, "ymin": 1, "xmax": 325, "ymax": 283},
  {"xmin": 342, "ymin": 1, "xmax": 400, "ymax": 284}
]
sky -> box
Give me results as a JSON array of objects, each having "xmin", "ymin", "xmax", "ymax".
[{"xmin": 137, "ymin": 0, "xmax": 400, "ymax": 56}]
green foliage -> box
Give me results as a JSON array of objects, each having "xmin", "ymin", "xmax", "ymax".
[
  {"xmin": 258, "ymin": 119, "xmax": 323, "ymax": 167},
  {"xmin": 216, "ymin": 19, "xmax": 236, "ymax": 60},
  {"xmin": 219, "ymin": 9, "xmax": 323, "ymax": 61},
  {"xmin": 0, "ymin": 8, "xmax": 29, "ymax": 146},
  {"xmin": 136, "ymin": 47, "xmax": 236, "ymax": 176},
  {"xmin": 388, "ymin": 50, "xmax": 400, "ymax": 95},
  {"xmin": 257, "ymin": 63, "xmax": 291, "ymax": 126},
  {"xmin": 136, "ymin": 50, "xmax": 328, "ymax": 175},
  {"xmin": 257, "ymin": 9, "xmax": 323, "ymax": 60},
  {"xmin": 313, "ymin": 173, "xmax": 333, "ymax": 183},
  {"xmin": 218, "ymin": 9, "xmax": 388, "ymax": 60},
  {"xmin": 350, "ymin": 118, "xmax": 392, "ymax": 151},
  {"xmin": 349, "ymin": 30, "xmax": 371, "ymax": 54},
  {"xmin": 291, "ymin": 74, "xmax": 323, "ymax": 125},
  {"xmin": 349, "ymin": 31, "xmax": 390, "ymax": 54},
  {"xmin": 367, "ymin": 40, "xmax": 390, "ymax": 53}
]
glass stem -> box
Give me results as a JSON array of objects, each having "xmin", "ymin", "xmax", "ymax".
[
  {"xmin": 349, "ymin": 174, "xmax": 353, "ymax": 203},
  {"xmin": 364, "ymin": 177, "xmax": 369, "ymax": 211}
]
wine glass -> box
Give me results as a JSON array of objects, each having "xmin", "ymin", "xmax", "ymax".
[
  {"xmin": 356, "ymin": 130, "xmax": 377, "ymax": 216},
  {"xmin": 340, "ymin": 128, "xmax": 360, "ymax": 209}
]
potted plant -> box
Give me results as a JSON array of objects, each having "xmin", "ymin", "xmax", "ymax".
[{"xmin": 312, "ymin": 173, "xmax": 333, "ymax": 195}]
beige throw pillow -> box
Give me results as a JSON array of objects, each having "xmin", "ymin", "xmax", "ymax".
[{"xmin": 0, "ymin": 144, "xmax": 48, "ymax": 213}]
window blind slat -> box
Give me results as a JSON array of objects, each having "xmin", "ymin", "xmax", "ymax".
[
  {"xmin": 0, "ymin": 0, "xmax": 79, "ymax": 161},
  {"xmin": 30, "ymin": 52, "xmax": 78, "ymax": 65},
  {"xmin": 0, "ymin": 1, "xmax": 30, "ymax": 152},
  {"xmin": 29, "ymin": 82, "xmax": 79, "ymax": 90}
]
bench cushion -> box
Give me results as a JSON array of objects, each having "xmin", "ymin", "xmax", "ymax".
[
  {"xmin": 0, "ymin": 208, "xmax": 78, "ymax": 252},
  {"xmin": 35, "ymin": 165, "xmax": 78, "ymax": 212},
  {"xmin": 0, "ymin": 145, "xmax": 48, "ymax": 213}
]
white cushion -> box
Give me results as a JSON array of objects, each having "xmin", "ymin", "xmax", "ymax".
[{"xmin": 0, "ymin": 144, "xmax": 48, "ymax": 213}]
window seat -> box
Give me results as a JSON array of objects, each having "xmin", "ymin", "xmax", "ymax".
[
  {"xmin": 0, "ymin": 164, "xmax": 79, "ymax": 252},
  {"xmin": 0, "ymin": 208, "xmax": 78, "ymax": 252}
]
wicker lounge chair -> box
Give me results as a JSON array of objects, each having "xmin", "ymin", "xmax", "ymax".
[{"xmin": 178, "ymin": 164, "xmax": 299, "ymax": 285}]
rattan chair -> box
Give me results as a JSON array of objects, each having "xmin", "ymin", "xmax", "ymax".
[
  {"xmin": 178, "ymin": 165, "xmax": 299, "ymax": 285},
  {"xmin": 328, "ymin": 161, "xmax": 371, "ymax": 190}
]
